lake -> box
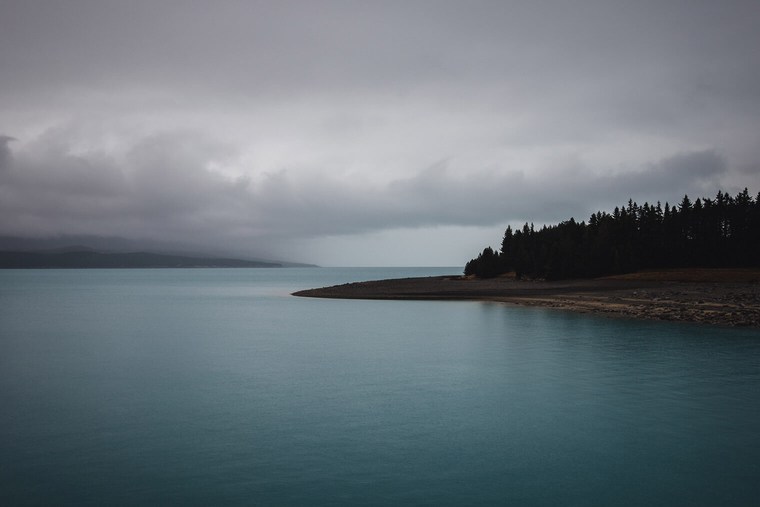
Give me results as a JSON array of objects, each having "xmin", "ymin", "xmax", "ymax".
[{"xmin": 1, "ymin": 268, "xmax": 759, "ymax": 506}]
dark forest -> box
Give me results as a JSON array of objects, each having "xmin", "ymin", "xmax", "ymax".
[{"xmin": 465, "ymin": 189, "xmax": 760, "ymax": 279}]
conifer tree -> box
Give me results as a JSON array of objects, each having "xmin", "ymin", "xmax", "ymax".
[{"xmin": 464, "ymin": 189, "xmax": 759, "ymax": 279}]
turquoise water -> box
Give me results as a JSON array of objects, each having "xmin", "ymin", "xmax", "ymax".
[{"xmin": 1, "ymin": 268, "xmax": 759, "ymax": 506}]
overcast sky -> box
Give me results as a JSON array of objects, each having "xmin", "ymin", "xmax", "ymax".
[{"xmin": 1, "ymin": 1, "xmax": 759, "ymax": 266}]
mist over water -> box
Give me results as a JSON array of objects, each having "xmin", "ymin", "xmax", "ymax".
[{"xmin": 1, "ymin": 268, "xmax": 759, "ymax": 506}]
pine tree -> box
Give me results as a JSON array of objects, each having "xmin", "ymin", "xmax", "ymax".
[{"xmin": 464, "ymin": 189, "xmax": 759, "ymax": 278}]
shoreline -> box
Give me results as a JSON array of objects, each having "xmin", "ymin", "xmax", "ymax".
[{"xmin": 293, "ymin": 270, "xmax": 760, "ymax": 328}]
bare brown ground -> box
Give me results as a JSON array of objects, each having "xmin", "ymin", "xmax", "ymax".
[{"xmin": 293, "ymin": 269, "xmax": 760, "ymax": 328}]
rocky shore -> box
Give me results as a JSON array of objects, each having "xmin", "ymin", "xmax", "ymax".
[{"xmin": 293, "ymin": 270, "xmax": 760, "ymax": 328}]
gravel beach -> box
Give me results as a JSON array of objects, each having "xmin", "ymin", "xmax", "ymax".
[{"xmin": 293, "ymin": 270, "xmax": 760, "ymax": 327}]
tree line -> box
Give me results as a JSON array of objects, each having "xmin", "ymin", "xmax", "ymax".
[{"xmin": 464, "ymin": 188, "xmax": 760, "ymax": 279}]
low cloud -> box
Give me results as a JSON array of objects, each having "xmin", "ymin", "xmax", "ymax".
[
  {"xmin": 0, "ymin": 136, "xmax": 15, "ymax": 172},
  {"xmin": 0, "ymin": 126, "xmax": 742, "ymax": 263}
]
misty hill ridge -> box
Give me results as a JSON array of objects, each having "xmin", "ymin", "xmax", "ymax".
[{"xmin": 0, "ymin": 250, "xmax": 282, "ymax": 269}]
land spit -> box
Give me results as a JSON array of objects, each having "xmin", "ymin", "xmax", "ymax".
[{"xmin": 293, "ymin": 269, "xmax": 760, "ymax": 328}]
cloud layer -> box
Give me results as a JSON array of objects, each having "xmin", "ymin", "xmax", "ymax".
[{"xmin": 1, "ymin": 1, "xmax": 759, "ymax": 265}]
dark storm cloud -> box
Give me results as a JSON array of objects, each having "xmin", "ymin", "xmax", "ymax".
[
  {"xmin": 0, "ymin": 130, "xmax": 237, "ymax": 239},
  {"xmin": 1, "ymin": 0, "xmax": 759, "ymax": 263},
  {"xmin": 0, "ymin": 130, "xmax": 731, "ymax": 248},
  {"xmin": 0, "ymin": 136, "xmax": 15, "ymax": 172}
]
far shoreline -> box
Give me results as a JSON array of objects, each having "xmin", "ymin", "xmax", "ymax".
[{"xmin": 293, "ymin": 269, "xmax": 760, "ymax": 328}]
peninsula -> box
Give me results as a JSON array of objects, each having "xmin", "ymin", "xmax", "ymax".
[
  {"xmin": 295, "ymin": 189, "xmax": 760, "ymax": 327},
  {"xmin": 293, "ymin": 269, "xmax": 760, "ymax": 327}
]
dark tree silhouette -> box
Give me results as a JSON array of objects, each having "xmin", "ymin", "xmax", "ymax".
[{"xmin": 464, "ymin": 189, "xmax": 759, "ymax": 279}]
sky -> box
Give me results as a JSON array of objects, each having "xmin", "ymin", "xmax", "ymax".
[{"xmin": 1, "ymin": 0, "xmax": 759, "ymax": 266}]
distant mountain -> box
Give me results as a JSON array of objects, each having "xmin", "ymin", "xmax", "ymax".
[
  {"xmin": 0, "ymin": 235, "xmax": 317, "ymax": 268},
  {"xmin": 0, "ymin": 235, "xmax": 174, "ymax": 253},
  {"xmin": 0, "ymin": 250, "xmax": 283, "ymax": 269}
]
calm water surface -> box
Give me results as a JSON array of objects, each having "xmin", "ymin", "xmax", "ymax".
[{"xmin": 1, "ymin": 268, "xmax": 759, "ymax": 506}]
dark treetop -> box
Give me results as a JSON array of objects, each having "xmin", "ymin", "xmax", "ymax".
[{"xmin": 465, "ymin": 189, "xmax": 760, "ymax": 280}]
